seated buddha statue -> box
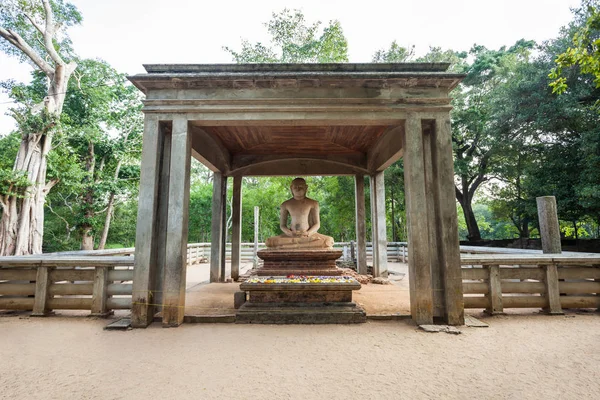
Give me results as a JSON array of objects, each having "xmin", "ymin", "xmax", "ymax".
[{"xmin": 265, "ymin": 178, "xmax": 334, "ymax": 250}]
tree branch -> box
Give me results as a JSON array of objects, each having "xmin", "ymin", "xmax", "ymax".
[
  {"xmin": 58, "ymin": 192, "xmax": 74, "ymax": 214},
  {"xmin": 468, "ymin": 174, "xmax": 488, "ymax": 199},
  {"xmin": 466, "ymin": 133, "xmax": 481, "ymax": 158},
  {"xmin": 23, "ymin": 12, "xmax": 45, "ymax": 36},
  {"xmin": 0, "ymin": 26, "xmax": 54, "ymax": 75},
  {"xmin": 455, "ymin": 185, "xmax": 464, "ymax": 204},
  {"xmin": 47, "ymin": 200, "xmax": 71, "ymax": 237},
  {"xmin": 44, "ymin": 178, "xmax": 59, "ymax": 192},
  {"xmin": 42, "ymin": 0, "xmax": 65, "ymax": 66}
]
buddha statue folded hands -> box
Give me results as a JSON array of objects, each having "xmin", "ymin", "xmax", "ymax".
[{"xmin": 265, "ymin": 178, "xmax": 334, "ymax": 250}]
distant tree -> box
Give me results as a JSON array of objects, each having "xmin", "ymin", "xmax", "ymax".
[
  {"xmin": 415, "ymin": 47, "xmax": 468, "ymax": 72},
  {"xmin": 0, "ymin": 0, "xmax": 81, "ymax": 255},
  {"xmin": 45, "ymin": 59, "xmax": 142, "ymax": 250},
  {"xmin": 224, "ymin": 8, "xmax": 348, "ymax": 63},
  {"xmin": 372, "ymin": 41, "xmax": 414, "ymax": 62},
  {"xmin": 451, "ymin": 40, "xmax": 535, "ymax": 241},
  {"xmin": 550, "ymin": 0, "xmax": 600, "ymax": 99}
]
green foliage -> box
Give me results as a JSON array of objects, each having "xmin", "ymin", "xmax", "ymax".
[
  {"xmin": 0, "ymin": 0, "xmax": 82, "ymax": 63},
  {"xmin": 38, "ymin": 58, "xmax": 143, "ymax": 249},
  {"xmin": 415, "ymin": 47, "xmax": 468, "ymax": 72},
  {"xmin": 457, "ymin": 202, "xmax": 521, "ymax": 240},
  {"xmin": 550, "ymin": 0, "xmax": 600, "ymax": 98},
  {"xmin": 372, "ymin": 41, "xmax": 414, "ymax": 62},
  {"xmin": 451, "ymin": 40, "xmax": 536, "ymax": 240},
  {"xmin": 224, "ymin": 9, "xmax": 348, "ymax": 63}
]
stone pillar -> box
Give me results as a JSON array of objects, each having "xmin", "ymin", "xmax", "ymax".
[
  {"xmin": 132, "ymin": 116, "xmax": 165, "ymax": 328},
  {"xmin": 403, "ymin": 115, "xmax": 464, "ymax": 326},
  {"xmin": 370, "ymin": 172, "xmax": 388, "ymax": 278},
  {"xmin": 162, "ymin": 116, "xmax": 191, "ymax": 327},
  {"xmin": 231, "ymin": 176, "xmax": 243, "ymax": 281},
  {"xmin": 537, "ymin": 196, "xmax": 562, "ymax": 254},
  {"xmin": 220, "ymin": 177, "xmax": 228, "ymax": 281},
  {"xmin": 154, "ymin": 127, "xmax": 172, "ymax": 313},
  {"xmin": 433, "ymin": 117, "xmax": 464, "ymax": 325},
  {"xmin": 403, "ymin": 115, "xmax": 434, "ymax": 325},
  {"xmin": 210, "ymin": 172, "xmax": 225, "ymax": 283},
  {"xmin": 354, "ymin": 175, "xmax": 368, "ymax": 275}
]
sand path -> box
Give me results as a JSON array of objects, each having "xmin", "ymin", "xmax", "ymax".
[{"xmin": 1, "ymin": 311, "xmax": 599, "ymax": 399}]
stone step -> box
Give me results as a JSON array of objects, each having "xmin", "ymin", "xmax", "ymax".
[{"xmin": 236, "ymin": 302, "xmax": 366, "ymax": 324}]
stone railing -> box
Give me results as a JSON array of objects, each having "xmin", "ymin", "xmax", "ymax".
[
  {"xmin": 461, "ymin": 254, "xmax": 600, "ymax": 313},
  {"xmin": 0, "ymin": 255, "xmax": 134, "ymax": 316}
]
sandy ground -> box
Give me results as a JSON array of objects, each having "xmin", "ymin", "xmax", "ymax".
[
  {"xmin": 1, "ymin": 311, "xmax": 599, "ymax": 399},
  {"xmin": 2, "ymin": 262, "xmax": 599, "ymax": 399}
]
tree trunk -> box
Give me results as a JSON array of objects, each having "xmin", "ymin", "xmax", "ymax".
[
  {"xmin": 97, "ymin": 193, "xmax": 116, "ymax": 250},
  {"xmin": 0, "ymin": 3, "xmax": 77, "ymax": 256},
  {"xmin": 80, "ymin": 141, "xmax": 96, "ymax": 251},
  {"xmin": 520, "ymin": 217, "xmax": 530, "ymax": 239},
  {"xmin": 97, "ymin": 159, "xmax": 123, "ymax": 250},
  {"xmin": 0, "ymin": 133, "xmax": 56, "ymax": 255},
  {"xmin": 460, "ymin": 197, "xmax": 482, "ymax": 242}
]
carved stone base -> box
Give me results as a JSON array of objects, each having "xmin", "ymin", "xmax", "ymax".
[
  {"xmin": 257, "ymin": 249, "xmax": 343, "ymax": 276},
  {"xmin": 236, "ymin": 279, "xmax": 365, "ymax": 324}
]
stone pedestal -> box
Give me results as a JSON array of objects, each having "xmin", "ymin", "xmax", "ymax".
[
  {"xmin": 236, "ymin": 279, "xmax": 366, "ymax": 324},
  {"xmin": 256, "ymin": 249, "xmax": 343, "ymax": 276}
]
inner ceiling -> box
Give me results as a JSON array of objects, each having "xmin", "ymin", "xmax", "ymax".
[{"xmin": 199, "ymin": 125, "xmax": 392, "ymax": 157}]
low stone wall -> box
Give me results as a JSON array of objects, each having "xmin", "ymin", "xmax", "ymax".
[
  {"xmin": 0, "ymin": 256, "xmax": 134, "ymax": 315},
  {"xmin": 461, "ymin": 254, "xmax": 600, "ymax": 313}
]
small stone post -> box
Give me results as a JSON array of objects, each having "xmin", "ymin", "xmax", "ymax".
[
  {"xmin": 536, "ymin": 196, "xmax": 562, "ymax": 254},
  {"xmin": 536, "ymin": 196, "xmax": 564, "ymax": 315},
  {"xmin": 253, "ymin": 206, "xmax": 260, "ymax": 268},
  {"xmin": 231, "ymin": 176, "xmax": 243, "ymax": 281}
]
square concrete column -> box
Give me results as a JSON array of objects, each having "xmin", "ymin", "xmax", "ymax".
[
  {"xmin": 153, "ymin": 127, "xmax": 171, "ymax": 314},
  {"xmin": 132, "ymin": 116, "xmax": 165, "ymax": 328},
  {"xmin": 210, "ymin": 172, "xmax": 225, "ymax": 283},
  {"xmin": 231, "ymin": 176, "xmax": 243, "ymax": 281},
  {"xmin": 220, "ymin": 176, "xmax": 228, "ymax": 281},
  {"xmin": 354, "ymin": 175, "xmax": 368, "ymax": 275},
  {"xmin": 162, "ymin": 116, "xmax": 191, "ymax": 327},
  {"xmin": 432, "ymin": 117, "xmax": 464, "ymax": 325},
  {"xmin": 403, "ymin": 115, "xmax": 464, "ymax": 326},
  {"xmin": 370, "ymin": 172, "xmax": 388, "ymax": 278},
  {"xmin": 403, "ymin": 114, "xmax": 434, "ymax": 325}
]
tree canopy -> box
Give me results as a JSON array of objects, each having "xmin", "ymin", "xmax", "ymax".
[
  {"xmin": 2, "ymin": 2, "xmax": 600, "ymax": 255},
  {"xmin": 223, "ymin": 9, "xmax": 348, "ymax": 63}
]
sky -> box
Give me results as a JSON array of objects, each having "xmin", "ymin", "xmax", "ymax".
[{"xmin": 0, "ymin": 0, "xmax": 582, "ymax": 135}]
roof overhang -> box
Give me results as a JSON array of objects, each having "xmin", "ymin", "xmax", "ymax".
[{"xmin": 128, "ymin": 63, "xmax": 465, "ymax": 176}]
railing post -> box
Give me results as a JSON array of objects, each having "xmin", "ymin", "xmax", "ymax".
[
  {"xmin": 485, "ymin": 265, "xmax": 503, "ymax": 315},
  {"xmin": 543, "ymin": 264, "xmax": 563, "ymax": 315},
  {"xmin": 91, "ymin": 266, "xmax": 112, "ymax": 317},
  {"xmin": 595, "ymin": 264, "xmax": 600, "ymax": 313},
  {"xmin": 32, "ymin": 266, "xmax": 52, "ymax": 317},
  {"xmin": 402, "ymin": 243, "xmax": 406, "ymax": 263},
  {"xmin": 253, "ymin": 206, "xmax": 259, "ymax": 269}
]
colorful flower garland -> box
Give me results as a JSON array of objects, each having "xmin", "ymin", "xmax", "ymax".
[{"xmin": 246, "ymin": 275, "xmax": 355, "ymax": 284}]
